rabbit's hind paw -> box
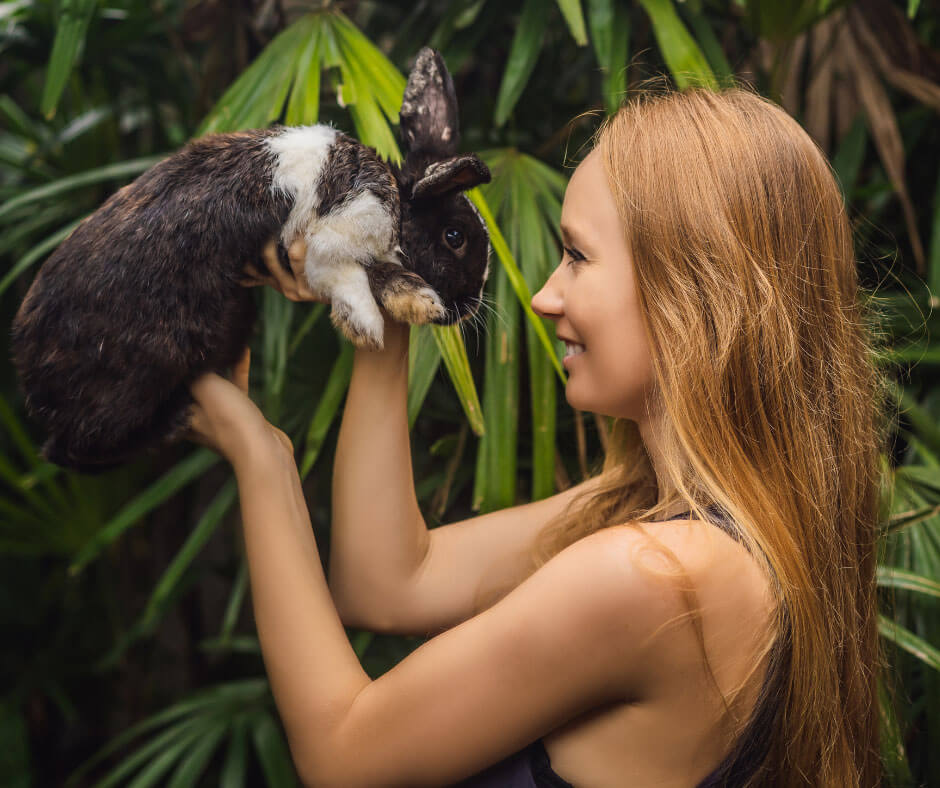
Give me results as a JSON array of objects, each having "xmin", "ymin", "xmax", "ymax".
[{"xmin": 331, "ymin": 299, "xmax": 385, "ymax": 351}]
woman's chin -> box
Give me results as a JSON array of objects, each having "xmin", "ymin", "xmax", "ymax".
[{"xmin": 563, "ymin": 383, "xmax": 589, "ymax": 412}]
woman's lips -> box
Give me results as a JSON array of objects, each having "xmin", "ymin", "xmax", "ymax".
[{"xmin": 562, "ymin": 339, "xmax": 584, "ymax": 369}]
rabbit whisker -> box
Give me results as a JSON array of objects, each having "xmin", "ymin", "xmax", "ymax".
[
  {"xmin": 466, "ymin": 300, "xmax": 488, "ymax": 352},
  {"xmin": 476, "ymin": 292, "xmax": 510, "ymax": 335}
]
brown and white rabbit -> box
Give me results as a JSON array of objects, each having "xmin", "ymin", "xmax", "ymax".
[{"xmin": 10, "ymin": 47, "xmax": 491, "ymax": 473}]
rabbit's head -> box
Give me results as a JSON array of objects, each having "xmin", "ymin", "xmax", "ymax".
[{"xmin": 393, "ymin": 48, "xmax": 491, "ymax": 325}]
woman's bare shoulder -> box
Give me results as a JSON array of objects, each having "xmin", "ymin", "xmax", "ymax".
[
  {"xmin": 624, "ymin": 516, "xmax": 766, "ymax": 578},
  {"xmin": 606, "ymin": 517, "xmax": 777, "ymax": 641},
  {"xmin": 613, "ymin": 516, "xmax": 778, "ymax": 668}
]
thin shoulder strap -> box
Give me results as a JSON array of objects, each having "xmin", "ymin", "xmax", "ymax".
[
  {"xmin": 665, "ymin": 503, "xmax": 789, "ymax": 786},
  {"xmin": 664, "ymin": 503, "xmax": 747, "ymax": 550}
]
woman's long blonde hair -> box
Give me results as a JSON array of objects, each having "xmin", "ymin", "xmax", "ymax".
[{"xmin": 524, "ymin": 84, "xmax": 894, "ymax": 786}]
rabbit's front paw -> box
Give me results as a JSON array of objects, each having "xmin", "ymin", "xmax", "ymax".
[
  {"xmin": 372, "ymin": 268, "xmax": 447, "ymax": 325},
  {"xmin": 331, "ymin": 300, "xmax": 385, "ymax": 351},
  {"xmin": 383, "ymin": 287, "xmax": 446, "ymax": 325}
]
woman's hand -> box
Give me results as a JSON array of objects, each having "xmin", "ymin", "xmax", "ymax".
[
  {"xmin": 239, "ymin": 239, "xmax": 329, "ymax": 303},
  {"xmin": 185, "ymin": 347, "xmax": 292, "ymax": 466}
]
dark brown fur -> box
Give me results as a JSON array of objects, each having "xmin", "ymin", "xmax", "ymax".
[
  {"xmin": 316, "ymin": 132, "xmax": 399, "ymax": 219},
  {"xmin": 11, "ymin": 130, "xmax": 291, "ymax": 469},
  {"xmin": 396, "ymin": 193, "xmax": 487, "ymax": 319}
]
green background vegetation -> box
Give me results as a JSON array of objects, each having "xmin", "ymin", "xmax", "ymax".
[{"xmin": 1, "ymin": 0, "xmax": 939, "ymax": 784}]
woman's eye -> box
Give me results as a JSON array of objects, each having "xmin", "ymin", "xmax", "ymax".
[
  {"xmin": 563, "ymin": 246, "xmax": 584, "ymax": 265},
  {"xmin": 444, "ymin": 228, "xmax": 465, "ymax": 249}
]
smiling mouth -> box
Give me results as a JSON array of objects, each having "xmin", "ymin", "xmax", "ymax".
[{"xmin": 564, "ymin": 341, "xmax": 585, "ymax": 358}]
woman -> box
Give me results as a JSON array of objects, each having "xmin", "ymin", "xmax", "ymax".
[{"xmin": 187, "ymin": 85, "xmax": 890, "ymax": 786}]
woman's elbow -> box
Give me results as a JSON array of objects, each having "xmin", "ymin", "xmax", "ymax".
[
  {"xmin": 331, "ymin": 589, "xmax": 407, "ymax": 634},
  {"xmin": 295, "ymin": 754, "xmax": 336, "ymax": 788}
]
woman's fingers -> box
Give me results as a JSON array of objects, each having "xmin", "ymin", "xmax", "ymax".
[
  {"xmin": 182, "ymin": 404, "xmax": 207, "ymax": 445},
  {"xmin": 238, "ymin": 263, "xmax": 277, "ymax": 288},
  {"xmin": 281, "ymin": 240, "xmax": 324, "ymax": 303},
  {"xmin": 260, "ymin": 241, "xmax": 298, "ymax": 295},
  {"xmin": 287, "ymin": 239, "xmax": 307, "ymax": 278},
  {"xmin": 260, "ymin": 241, "xmax": 308, "ymax": 301},
  {"xmin": 183, "ymin": 395, "xmax": 221, "ymax": 453},
  {"xmin": 241, "ymin": 239, "xmax": 327, "ymax": 303}
]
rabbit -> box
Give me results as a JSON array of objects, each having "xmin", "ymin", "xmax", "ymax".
[{"xmin": 10, "ymin": 46, "xmax": 491, "ymax": 473}]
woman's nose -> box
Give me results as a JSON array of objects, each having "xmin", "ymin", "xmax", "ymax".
[{"xmin": 531, "ymin": 266, "xmax": 563, "ymax": 320}]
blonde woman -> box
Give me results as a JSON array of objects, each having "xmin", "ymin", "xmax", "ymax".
[{"xmin": 187, "ymin": 85, "xmax": 890, "ymax": 786}]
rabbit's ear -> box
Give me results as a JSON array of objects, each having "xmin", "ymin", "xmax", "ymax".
[
  {"xmin": 412, "ymin": 154, "xmax": 491, "ymax": 199},
  {"xmin": 400, "ymin": 47, "xmax": 459, "ymax": 159}
]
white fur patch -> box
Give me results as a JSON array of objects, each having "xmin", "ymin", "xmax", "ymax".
[
  {"xmin": 309, "ymin": 259, "xmax": 385, "ymax": 347},
  {"xmin": 266, "ymin": 125, "xmax": 402, "ymax": 347},
  {"xmin": 266, "ymin": 124, "xmax": 338, "ymax": 241},
  {"xmin": 463, "ymin": 193, "xmax": 491, "ymax": 284},
  {"xmin": 303, "ymin": 190, "xmax": 398, "ymax": 266},
  {"xmin": 298, "ymin": 191, "xmax": 400, "ymax": 347}
]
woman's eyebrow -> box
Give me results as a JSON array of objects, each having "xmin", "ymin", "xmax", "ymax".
[{"xmin": 560, "ymin": 223, "xmax": 586, "ymax": 246}]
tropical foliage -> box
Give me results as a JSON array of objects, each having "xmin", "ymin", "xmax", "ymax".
[{"xmin": 1, "ymin": 0, "xmax": 939, "ymax": 785}]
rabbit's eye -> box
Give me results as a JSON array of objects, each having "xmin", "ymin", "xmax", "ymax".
[{"xmin": 443, "ymin": 228, "xmax": 465, "ymax": 249}]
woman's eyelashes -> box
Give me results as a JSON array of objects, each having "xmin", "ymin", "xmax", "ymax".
[{"xmin": 562, "ymin": 245, "xmax": 585, "ymax": 266}]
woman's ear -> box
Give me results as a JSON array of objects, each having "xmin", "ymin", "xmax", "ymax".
[{"xmin": 411, "ymin": 155, "xmax": 491, "ymax": 199}]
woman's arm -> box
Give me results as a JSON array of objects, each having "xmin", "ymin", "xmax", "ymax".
[
  {"xmin": 328, "ymin": 316, "xmax": 431, "ymax": 629},
  {"xmin": 186, "ymin": 360, "xmax": 661, "ymax": 787},
  {"xmin": 330, "ymin": 319, "xmax": 606, "ymax": 635},
  {"xmin": 185, "ymin": 353, "xmax": 371, "ymax": 769},
  {"xmin": 243, "ymin": 240, "xmax": 432, "ymax": 629}
]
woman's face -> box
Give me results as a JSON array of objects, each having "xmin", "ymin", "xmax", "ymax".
[{"xmin": 531, "ymin": 149, "xmax": 655, "ymax": 421}]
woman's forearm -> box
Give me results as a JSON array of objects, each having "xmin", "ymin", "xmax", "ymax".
[
  {"xmin": 230, "ymin": 441, "xmax": 369, "ymax": 781},
  {"xmin": 328, "ymin": 316, "xmax": 430, "ymax": 630}
]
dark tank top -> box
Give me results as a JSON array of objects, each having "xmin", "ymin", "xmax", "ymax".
[{"xmin": 453, "ymin": 504, "xmax": 789, "ymax": 788}]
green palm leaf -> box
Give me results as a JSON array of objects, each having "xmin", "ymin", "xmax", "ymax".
[
  {"xmin": 251, "ymin": 712, "xmax": 298, "ymax": 787},
  {"xmin": 408, "ymin": 324, "xmax": 444, "ymax": 430},
  {"xmin": 879, "ymin": 614, "xmax": 940, "ymax": 672},
  {"xmin": 220, "ymin": 716, "xmax": 250, "ymax": 788},
  {"xmin": 300, "ymin": 342, "xmax": 354, "ymax": 480},
  {"xmin": 0, "ymin": 156, "xmax": 164, "ymax": 223},
  {"xmin": 67, "ymin": 680, "xmax": 269, "ymax": 787},
  {"xmin": 587, "ymin": 0, "xmax": 631, "ymax": 114},
  {"xmin": 637, "ymin": 0, "xmax": 717, "ymax": 90},
  {"xmin": 473, "ymin": 151, "xmax": 569, "ymax": 509},
  {"xmin": 555, "ymin": 0, "xmax": 588, "ymax": 45},
  {"xmin": 68, "ymin": 449, "xmax": 220, "ymax": 575},
  {"xmin": 40, "ymin": 0, "xmax": 98, "ymax": 119},
  {"xmin": 493, "ymin": 0, "xmax": 550, "ymax": 127},
  {"xmin": 878, "ymin": 566, "xmax": 940, "ymax": 598}
]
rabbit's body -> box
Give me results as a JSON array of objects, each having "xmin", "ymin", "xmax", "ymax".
[
  {"xmin": 11, "ymin": 47, "xmax": 490, "ymax": 472},
  {"xmin": 12, "ymin": 129, "xmax": 287, "ymax": 470}
]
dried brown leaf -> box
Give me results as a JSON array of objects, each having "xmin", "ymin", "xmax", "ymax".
[
  {"xmin": 805, "ymin": 14, "xmax": 839, "ymax": 152},
  {"xmin": 781, "ymin": 32, "xmax": 808, "ymax": 120},
  {"xmin": 839, "ymin": 12, "xmax": 925, "ymax": 273},
  {"xmin": 850, "ymin": 7, "xmax": 940, "ymax": 114},
  {"xmin": 857, "ymin": 0, "xmax": 940, "ymax": 82}
]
